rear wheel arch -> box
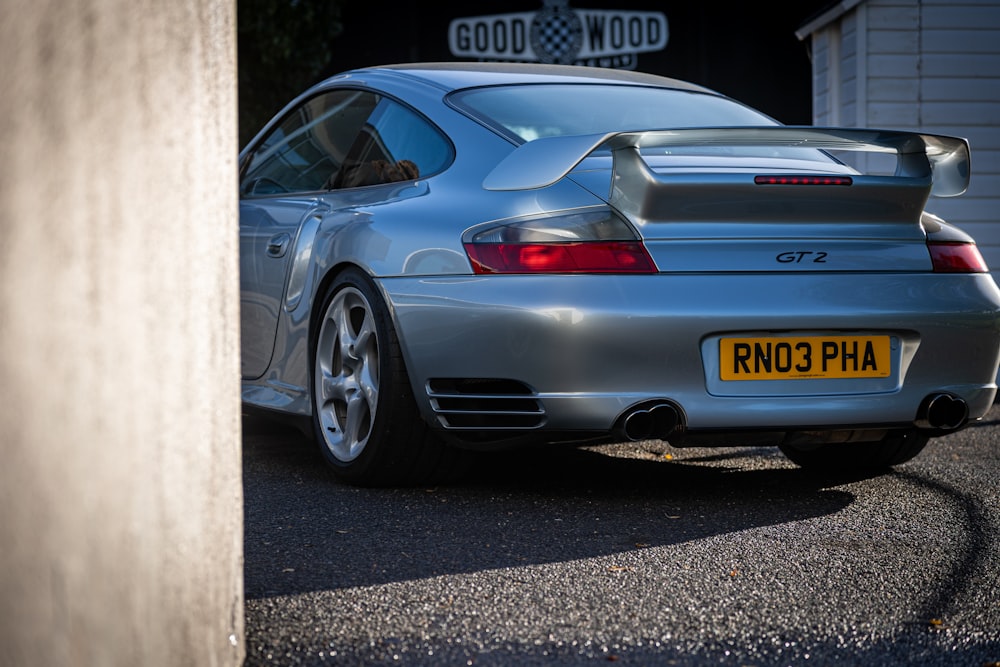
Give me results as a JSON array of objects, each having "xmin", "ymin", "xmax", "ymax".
[
  {"xmin": 307, "ymin": 262, "xmax": 416, "ymax": 406},
  {"xmin": 309, "ymin": 263, "xmax": 372, "ymax": 342},
  {"xmin": 308, "ymin": 264, "xmax": 465, "ymax": 485}
]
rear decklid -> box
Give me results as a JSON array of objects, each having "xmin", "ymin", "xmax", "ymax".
[{"xmin": 483, "ymin": 127, "xmax": 971, "ymax": 273}]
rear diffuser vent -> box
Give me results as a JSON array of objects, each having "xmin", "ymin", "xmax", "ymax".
[{"xmin": 426, "ymin": 378, "xmax": 545, "ymax": 430}]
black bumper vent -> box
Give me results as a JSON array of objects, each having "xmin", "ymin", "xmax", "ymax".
[{"xmin": 426, "ymin": 378, "xmax": 545, "ymax": 430}]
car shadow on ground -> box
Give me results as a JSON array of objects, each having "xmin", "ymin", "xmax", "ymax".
[{"xmin": 242, "ymin": 414, "xmax": 868, "ymax": 600}]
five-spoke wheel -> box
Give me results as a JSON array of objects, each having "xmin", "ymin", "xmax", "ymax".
[{"xmin": 311, "ymin": 268, "xmax": 461, "ymax": 485}]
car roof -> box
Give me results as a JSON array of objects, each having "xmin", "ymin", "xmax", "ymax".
[{"xmin": 337, "ymin": 62, "xmax": 718, "ymax": 95}]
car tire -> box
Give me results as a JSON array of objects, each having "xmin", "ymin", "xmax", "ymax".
[
  {"xmin": 311, "ymin": 268, "xmax": 463, "ymax": 486},
  {"xmin": 778, "ymin": 430, "xmax": 930, "ymax": 471}
]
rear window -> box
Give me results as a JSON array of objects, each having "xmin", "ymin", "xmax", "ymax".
[{"xmin": 449, "ymin": 83, "xmax": 831, "ymax": 162}]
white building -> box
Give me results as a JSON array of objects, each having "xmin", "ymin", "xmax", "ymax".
[{"xmin": 796, "ymin": 0, "xmax": 1000, "ymax": 274}]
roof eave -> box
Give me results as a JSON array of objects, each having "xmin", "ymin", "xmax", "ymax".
[{"xmin": 795, "ymin": 0, "xmax": 866, "ymax": 40}]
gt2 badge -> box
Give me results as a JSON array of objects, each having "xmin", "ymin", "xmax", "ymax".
[{"xmin": 777, "ymin": 251, "xmax": 828, "ymax": 263}]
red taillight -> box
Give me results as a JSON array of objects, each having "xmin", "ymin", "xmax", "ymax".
[
  {"xmin": 754, "ymin": 175, "xmax": 853, "ymax": 186},
  {"xmin": 928, "ymin": 242, "xmax": 989, "ymax": 273},
  {"xmin": 464, "ymin": 241, "xmax": 656, "ymax": 274}
]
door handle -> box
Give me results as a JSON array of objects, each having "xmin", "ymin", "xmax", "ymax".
[{"xmin": 266, "ymin": 233, "xmax": 290, "ymax": 258}]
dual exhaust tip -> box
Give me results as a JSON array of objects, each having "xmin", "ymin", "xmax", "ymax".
[
  {"xmin": 915, "ymin": 392, "xmax": 968, "ymax": 431},
  {"xmin": 620, "ymin": 402, "xmax": 681, "ymax": 442},
  {"xmin": 617, "ymin": 392, "xmax": 968, "ymax": 443}
]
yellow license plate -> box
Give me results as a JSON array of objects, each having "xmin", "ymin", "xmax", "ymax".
[{"xmin": 719, "ymin": 335, "xmax": 891, "ymax": 381}]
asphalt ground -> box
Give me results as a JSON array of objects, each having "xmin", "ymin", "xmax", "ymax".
[{"xmin": 242, "ymin": 407, "xmax": 1000, "ymax": 666}]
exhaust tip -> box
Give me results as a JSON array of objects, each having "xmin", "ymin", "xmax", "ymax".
[
  {"xmin": 620, "ymin": 401, "xmax": 681, "ymax": 441},
  {"xmin": 915, "ymin": 393, "xmax": 969, "ymax": 431}
]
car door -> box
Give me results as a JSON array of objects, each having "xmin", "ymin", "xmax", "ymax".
[{"xmin": 238, "ymin": 89, "xmax": 379, "ymax": 379}]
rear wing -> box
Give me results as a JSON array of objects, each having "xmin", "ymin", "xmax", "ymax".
[{"xmin": 481, "ymin": 127, "xmax": 971, "ymax": 198}]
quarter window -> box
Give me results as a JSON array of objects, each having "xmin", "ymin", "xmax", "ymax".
[{"xmin": 241, "ymin": 90, "xmax": 452, "ymax": 196}]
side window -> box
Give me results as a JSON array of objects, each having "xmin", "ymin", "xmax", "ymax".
[
  {"xmin": 332, "ymin": 98, "xmax": 454, "ymax": 189},
  {"xmin": 240, "ymin": 90, "xmax": 379, "ymax": 196}
]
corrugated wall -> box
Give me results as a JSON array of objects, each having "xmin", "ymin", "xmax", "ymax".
[{"xmin": 806, "ymin": 0, "xmax": 1000, "ymax": 274}]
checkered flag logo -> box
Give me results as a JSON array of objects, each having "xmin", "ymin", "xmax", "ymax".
[{"xmin": 530, "ymin": 0, "xmax": 583, "ymax": 64}]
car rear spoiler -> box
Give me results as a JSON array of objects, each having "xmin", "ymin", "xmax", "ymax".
[{"xmin": 481, "ymin": 127, "xmax": 971, "ymax": 198}]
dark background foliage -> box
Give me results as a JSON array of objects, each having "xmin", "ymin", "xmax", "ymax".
[
  {"xmin": 237, "ymin": 0, "xmax": 346, "ymax": 146},
  {"xmin": 236, "ymin": 1, "xmax": 829, "ymax": 148}
]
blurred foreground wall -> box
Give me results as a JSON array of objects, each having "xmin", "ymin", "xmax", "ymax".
[{"xmin": 0, "ymin": 1, "xmax": 244, "ymax": 665}]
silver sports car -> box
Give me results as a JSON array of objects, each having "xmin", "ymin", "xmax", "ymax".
[{"xmin": 239, "ymin": 62, "xmax": 1000, "ymax": 485}]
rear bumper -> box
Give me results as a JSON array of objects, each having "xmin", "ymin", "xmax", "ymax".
[{"xmin": 381, "ymin": 272, "xmax": 1000, "ymax": 437}]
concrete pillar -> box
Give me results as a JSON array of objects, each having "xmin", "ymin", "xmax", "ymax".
[{"xmin": 0, "ymin": 1, "xmax": 243, "ymax": 665}]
